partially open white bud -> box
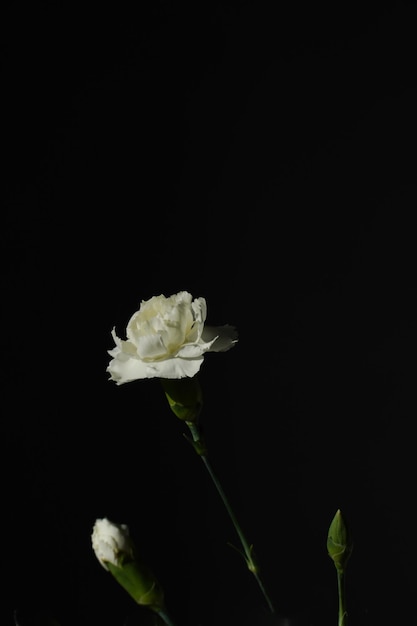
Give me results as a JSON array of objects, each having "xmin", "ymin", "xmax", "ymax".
[
  {"xmin": 91, "ymin": 517, "xmax": 165, "ymax": 612},
  {"xmin": 91, "ymin": 517, "xmax": 134, "ymax": 570}
]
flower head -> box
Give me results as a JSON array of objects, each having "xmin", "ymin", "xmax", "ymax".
[
  {"xmin": 92, "ymin": 517, "xmax": 134, "ymax": 570},
  {"xmin": 107, "ymin": 291, "xmax": 238, "ymax": 384},
  {"xmin": 91, "ymin": 518, "xmax": 165, "ymax": 612},
  {"xmin": 327, "ymin": 509, "xmax": 353, "ymax": 572}
]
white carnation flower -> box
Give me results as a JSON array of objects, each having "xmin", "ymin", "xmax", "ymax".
[{"xmin": 107, "ymin": 291, "xmax": 238, "ymax": 384}]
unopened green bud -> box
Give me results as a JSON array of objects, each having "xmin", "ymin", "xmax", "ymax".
[
  {"xmin": 161, "ymin": 377, "xmax": 203, "ymax": 423},
  {"xmin": 327, "ymin": 509, "xmax": 353, "ymax": 572},
  {"xmin": 92, "ymin": 518, "xmax": 165, "ymax": 612}
]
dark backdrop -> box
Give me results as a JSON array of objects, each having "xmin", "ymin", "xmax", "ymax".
[{"xmin": 3, "ymin": 2, "xmax": 417, "ymax": 626}]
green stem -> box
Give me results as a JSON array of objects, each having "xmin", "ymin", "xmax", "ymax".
[
  {"xmin": 186, "ymin": 421, "xmax": 275, "ymax": 614},
  {"xmin": 336, "ymin": 569, "xmax": 348, "ymax": 626},
  {"xmin": 157, "ymin": 608, "xmax": 177, "ymax": 626}
]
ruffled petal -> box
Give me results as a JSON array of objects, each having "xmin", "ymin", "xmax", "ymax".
[
  {"xmin": 177, "ymin": 338, "xmax": 218, "ymax": 358},
  {"xmin": 148, "ymin": 356, "xmax": 204, "ymax": 379},
  {"xmin": 108, "ymin": 329, "xmax": 138, "ymax": 358},
  {"xmin": 136, "ymin": 332, "xmax": 168, "ymax": 360},
  {"xmin": 107, "ymin": 354, "xmax": 156, "ymax": 384},
  {"xmin": 201, "ymin": 324, "xmax": 238, "ymax": 352},
  {"xmin": 107, "ymin": 353, "xmax": 204, "ymax": 383}
]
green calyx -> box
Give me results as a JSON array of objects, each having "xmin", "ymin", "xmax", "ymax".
[
  {"xmin": 106, "ymin": 558, "xmax": 165, "ymax": 612},
  {"xmin": 327, "ymin": 509, "xmax": 353, "ymax": 572},
  {"xmin": 161, "ymin": 377, "xmax": 203, "ymax": 423}
]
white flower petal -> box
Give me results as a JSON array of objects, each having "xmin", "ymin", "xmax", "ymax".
[
  {"xmin": 201, "ymin": 324, "xmax": 238, "ymax": 352},
  {"xmin": 191, "ymin": 297, "xmax": 207, "ymax": 324},
  {"xmin": 136, "ymin": 332, "xmax": 168, "ymax": 360},
  {"xmin": 148, "ymin": 356, "xmax": 204, "ymax": 379},
  {"xmin": 177, "ymin": 339, "xmax": 217, "ymax": 358},
  {"xmin": 107, "ymin": 353, "xmax": 204, "ymax": 383},
  {"xmin": 107, "ymin": 355, "xmax": 156, "ymax": 384}
]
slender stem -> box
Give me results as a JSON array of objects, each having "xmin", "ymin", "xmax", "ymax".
[
  {"xmin": 186, "ymin": 422, "xmax": 275, "ymax": 614},
  {"xmin": 157, "ymin": 608, "xmax": 178, "ymax": 626},
  {"xmin": 336, "ymin": 570, "xmax": 348, "ymax": 626}
]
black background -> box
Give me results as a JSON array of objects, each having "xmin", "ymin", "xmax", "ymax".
[{"xmin": 3, "ymin": 2, "xmax": 417, "ymax": 625}]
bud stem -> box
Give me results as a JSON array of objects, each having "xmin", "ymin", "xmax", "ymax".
[
  {"xmin": 337, "ymin": 570, "xmax": 348, "ymax": 626},
  {"xmin": 186, "ymin": 421, "xmax": 275, "ymax": 614},
  {"xmin": 157, "ymin": 609, "xmax": 178, "ymax": 626},
  {"xmin": 327, "ymin": 509, "xmax": 352, "ymax": 626}
]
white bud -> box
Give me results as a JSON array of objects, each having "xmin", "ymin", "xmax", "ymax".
[{"xmin": 91, "ymin": 517, "xmax": 134, "ymax": 570}]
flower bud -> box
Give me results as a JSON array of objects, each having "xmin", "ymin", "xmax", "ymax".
[
  {"xmin": 92, "ymin": 518, "xmax": 133, "ymax": 570},
  {"xmin": 161, "ymin": 377, "xmax": 203, "ymax": 423},
  {"xmin": 92, "ymin": 518, "xmax": 165, "ymax": 612},
  {"xmin": 327, "ymin": 509, "xmax": 353, "ymax": 572}
]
